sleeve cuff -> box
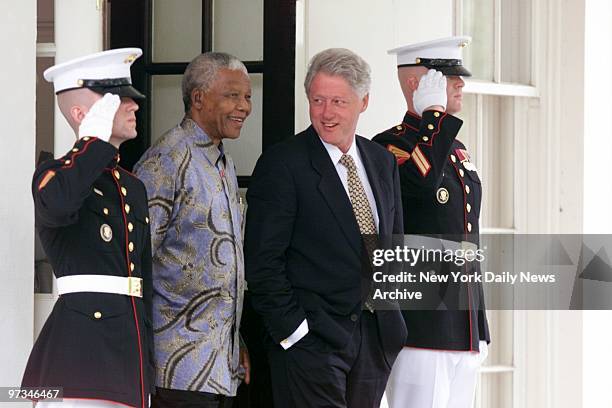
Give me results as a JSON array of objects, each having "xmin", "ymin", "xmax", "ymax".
[{"xmin": 279, "ymin": 319, "xmax": 309, "ymax": 350}]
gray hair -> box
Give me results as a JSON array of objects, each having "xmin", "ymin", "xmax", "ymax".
[
  {"xmin": 182, "ymin": 52, "xmax": 248, "ymax": 112},
  {"xmin": 304, "ymin": 48, "xmax": 371, "ymax": 98}
]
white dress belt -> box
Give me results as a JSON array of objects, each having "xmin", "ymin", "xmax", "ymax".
[{"xmin": 57, "ymin": 275, "xmax": 143, "ymax": 298}]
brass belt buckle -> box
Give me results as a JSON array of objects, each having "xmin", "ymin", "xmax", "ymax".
[{"xmin": 128, "ymin": 277, "xmax": 143, "ymax": 298}]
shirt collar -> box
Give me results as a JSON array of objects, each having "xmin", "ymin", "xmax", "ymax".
[
  {"xmin": 319, "ymin": 136, "xmax": 358, "ymax": 166},
  {"xmin": 181, "ymin": 117, "xmax": 224, "ymax": 166}
]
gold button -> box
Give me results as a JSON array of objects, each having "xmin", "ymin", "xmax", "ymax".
[
  {"xmin": 72, "ymin": 148, "xmax": 78, "ymax": 152},
  {"xmin": 434, "ymin": 111, "xmax": 440, "ymax": 118},
  {"xmin": 145, "ymin": 217, "xmax": 149, "ymax": 224},
  {"xmin": 396, "ymin": 125, "xmax": 402, "ymax": 130},
  {"xmin": 467, "ymin": 222, "xmax": 473, "ymax": 232},
  {"xmin": 427, "ymin": 124, "xmax": 434, "ymax": 130},
  {"xmin": 113, "ymin": 170, "xmax": 120, "ymax": 179},
  {"xmin": 465, "ymin": 185, "xmax": 471, "ymax": 194},
  {"xmin": 77, "ymin": 79, "xmax": 84, "ymax": 86},
  {"xmin": 64, "ymin": 159, "xmax": 71, "ymax": 165},
  {"xmin": 103, "ymin": 208, "xmax": 109, "ymax": 215},
  {"xmin": 93, "ymin": 311, "xmax": 102, "ymax": 319},
  {"xmin": 121, "ymin": 187, "xmax": 127, "ymax": 196},
  {"xmin": 422, "ymin": 136, "xmax": 429, "ymax": 142},
  {"xmin": 450, "ymin": 155, "xmax": 457, "ymax": 163},
  {"xmin": 459, "ymin": 169, "xmax": 464, "ymax": 177},
  {"xmin": 129, "ymin": 242, "xmax": 134, "ymax": 252},
  {"xmin": 124, "ymin": 204, "xmax": 130, "ymax": 214},
  {"xmin": 466, "ymin": 203, "xmax": 472, "ymax": 213},
  {"xmin": 130, "ymin": 262, "xmax": 135, "ymax": 272},
  {"xmin": 415, "ymin": 58, "xmax": 421, "ymax": 64},
  {"xmin": 128, "ymin": 222, "xmax": 134, "ymax": 232},
  {"xmin": 83, "ymin": 136, "xmax": 90, "ymax": 141}
]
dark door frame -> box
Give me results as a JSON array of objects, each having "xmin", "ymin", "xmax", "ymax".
[{"xmin": 109, "ymin": 0, "xmax": 296, "ymax": 188}]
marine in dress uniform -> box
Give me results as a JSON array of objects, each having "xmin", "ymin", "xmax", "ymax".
[
  {"xmin": 21, "ymin": 49, "xmax": 155, "ymax": 408},
  {"xmin": 372, "ymin": 37, "xmax": 490, "ymax": 408}
]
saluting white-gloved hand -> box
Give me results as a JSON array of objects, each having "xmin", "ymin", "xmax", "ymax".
[
  {"xmin": 413, "ymin": 69, "xmax": 447, "ymax": 117},
  {"xmin": 78, "ymin": 93, "xmax": 121, "ymax": 142}
]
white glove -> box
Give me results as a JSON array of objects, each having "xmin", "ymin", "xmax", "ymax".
[
  {"xmin": 78, "ymin": 93, "xmax": 121, "ymax": 142},
  {"xmin": 413, "ymin": 69, "xmax": 447, "ymax": 116}
]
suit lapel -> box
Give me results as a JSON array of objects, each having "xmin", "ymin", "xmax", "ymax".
[
  {"xmin": 356, "ymin": 137, "xmax": 388, "ymax": 237},
  {"xmin": 306, "ymin": 127, "xmax": 362, "ymax": 257}
]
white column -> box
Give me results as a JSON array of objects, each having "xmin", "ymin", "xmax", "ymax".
[
  {"xmin": 54, "ymin": 0, "xmax": 104, "ymax": 155},
  {"xmin": 0, "ymin": 0, "xmax": 36, "ymax": 399}
]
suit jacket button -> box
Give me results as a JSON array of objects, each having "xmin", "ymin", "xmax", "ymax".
[
  {"xmin": 350, "ymin": 314, "xmax": 358, "ymax": 322},
  {"xmin": 93, "ymin": 311, "xmax": 102, "ymax": 319}
]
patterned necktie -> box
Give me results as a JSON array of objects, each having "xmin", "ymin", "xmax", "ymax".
[
  {"xmin": 339, "ymin": 154, "xmax": 378, "ymax": 313},
  {"xmin": 339, "ymin": 154, "xmax": 377, "ymax": 235}
]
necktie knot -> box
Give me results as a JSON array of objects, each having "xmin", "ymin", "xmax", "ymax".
[
  {"xmin": 339, "ymin": 154, "xmax": 357, "ymax": 172},
  {"xmin": 339, "ymin": 153, "xmax": 376, "ymax": 235}
]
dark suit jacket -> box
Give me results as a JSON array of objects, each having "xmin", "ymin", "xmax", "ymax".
[{"xmin": 245, "ymin": 126, "xmax": 407, "ymax": 368}]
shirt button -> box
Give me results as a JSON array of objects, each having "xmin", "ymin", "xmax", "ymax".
[{"xmin": 350, "ymin": 314, "xmax": 358, "ymax": 322}]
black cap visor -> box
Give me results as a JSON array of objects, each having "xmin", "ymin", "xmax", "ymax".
[
  {"xmin": 399, "ymin": 58, "xmax": 472, "ymax": 77},
  {"xmin": 90, "ymin": 84, "xmax": 146, "ymax": 100},
  {"xmin": 433, "ymin": 64, "xmax": 472, "ymax": 77}
]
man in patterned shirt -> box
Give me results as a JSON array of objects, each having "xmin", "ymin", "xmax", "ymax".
[{"xmin": 134, "ymin": 52, "xmax": 251, "ymax": 408}]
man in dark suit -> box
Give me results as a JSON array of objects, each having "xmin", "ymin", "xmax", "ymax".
[{"xmin": 244, "ymin": 48, "xmax": 407, "ymax": 408}]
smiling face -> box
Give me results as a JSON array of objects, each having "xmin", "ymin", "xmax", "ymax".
[
  {"xmin": 196, "ymin": 68, "xmax": 252, "ymax": 144},
  {"xmin": 307, "ymin": 72, "xmax": 369, "ymax": 153}
]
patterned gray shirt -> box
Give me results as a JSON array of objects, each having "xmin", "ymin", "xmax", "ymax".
[{"xmin": 134, "ymin": 118, "xmax": 245, "ymax": 396}]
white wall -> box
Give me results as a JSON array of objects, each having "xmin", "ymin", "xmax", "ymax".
[
  {"xmin": 295, "ymin": 0, "xmax": 453, "ymax": 138},
  {"xmin": 54, "ymin": 0, "xmax": 103, "ymax": 155},
  {"xmin": 0, "ymin": 0, "xmax": 36, "ymax": 396},
  {"xmin": 582, "ymin": 1, "xmax": 612, "ymax": 406}
]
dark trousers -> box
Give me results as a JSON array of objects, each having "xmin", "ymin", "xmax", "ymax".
[
  {"xmin": 152, "ymin": 387, "xmax": 235, "ymax": 408},
  {"xmin": 267, "ymin": 312, "xmax": 391, "ymax": 408}
]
